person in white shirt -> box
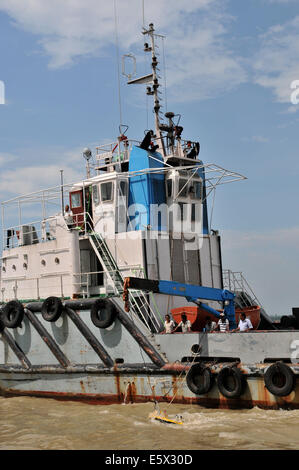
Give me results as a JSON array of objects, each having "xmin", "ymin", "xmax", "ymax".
[
  {"xmin": 233, "ymin": 312, "xmax": 253, "ymax": 332},
  {"xmin": 64, "ymin": 205, "xmax": 74, "ymax": 228},
  {"xmin": 204, "ymin": 316, "xmax": 217, "ymax": 333},
  {"xmin": 164, "ymin": 314, "xmax": 175, "ymax": 334},
  {"xmin": 217, "ymin": 313, "xmax": 229, "ymax": 332},
  {"xmin": 172, "ymin": 314, "xmax": 192, "ymax": 333}
]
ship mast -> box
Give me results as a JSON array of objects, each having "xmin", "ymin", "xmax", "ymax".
[
  {"xmin": 142, "ymin": 23, "xmax": 165, "ymax": 154},
  {"xmin": 128, "ymin": 22, "xmax": 166, "ymax": 156}
]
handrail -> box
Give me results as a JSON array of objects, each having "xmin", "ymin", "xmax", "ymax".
[{"xmin": 85, "ymin": 214, "xmax": 163, "ymax": 333}]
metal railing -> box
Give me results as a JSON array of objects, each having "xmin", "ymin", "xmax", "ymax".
[
  {"xmin": 94, "ymin": 136, "xmax": 201, "ymax": 171},
  {"xmin": 85, "ymin": 214, "xmax": 163, "ymax": 333},
  {"xmin": 95, "ymin": 139, "xmax": 140, "ymax": 171},
  {"xmin": 222, "ymin": 269, "xmax": 262, "ymax": 308},
  {"xmin": 2, "ymin": 216, "xmax": 58, "ymax": 251}
]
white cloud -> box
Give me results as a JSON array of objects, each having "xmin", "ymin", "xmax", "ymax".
[
  {"xmin": 0, "ymin": 153, "xmax": 17, "ymax": 167},
  {"xmin": 0, "ymin": 146, "xmax": 85, "ymax": 199},
  {"xmin": 0, "ymin": 0, "xmax": 247, "ymax": 101},
  {"xmin": 253, "ymin": 16, "xmax": 299, "ymax": 110}
]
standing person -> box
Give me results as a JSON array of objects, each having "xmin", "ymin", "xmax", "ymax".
[
  {"xmin": 163, "ymin": 314, "xmax": 175, "ymax": 334},
  {"xmin": 172, "ymin": 314, "xmax": 192, "ymax": 333},
  {"xmin": 233, "ymin": 312, "xmax": 253, "ymax": 332},
  {"xmin": 64, "ymin": 205, "xmax": 74, "ymax": 228},
  {"xmin": 217, "ymin": 313, "xmax": 229, "ymax": 332},
  {"xmin": 204, "ymin": 316, "xmax": 217, "ymax": 333}
]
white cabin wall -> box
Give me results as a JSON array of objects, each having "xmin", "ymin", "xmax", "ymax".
[
  {"xmin": 105, "ymin": 233, "xmax": 145, "ymax": 279},
  {"xmin": 199, "ymin": 236, "xmax": 214, "ymax": 287},
  {"xmin": 210, "ymin": 234, "xmax": 223, "ymax": 290},
  {"xmin": 0, "ymin": 216, "xmax": 80, "ymax": 302}
]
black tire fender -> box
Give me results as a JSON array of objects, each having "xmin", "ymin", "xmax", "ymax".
[
  {"xmin": 186, "ymin": 363, "xmax": 213, "ymax": 395},
  {"xmin": 1, "ymin": 300, "xmax": 24, "ymax": 328},
  {"xmin": 217, "ymin": 366, "xmax": 245, "ymax": 398},
  {"xmin": 264, "ymin": 362, "xmax": 295, "ymax": 397},
  {"xmin": 91, "ymin": 299, "xmax": 117, "ymax": 329},
  {"xmin": 41, "ymin": 297, "xmax": 63, "ymax": 322}
]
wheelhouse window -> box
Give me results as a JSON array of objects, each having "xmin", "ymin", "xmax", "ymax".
[
  {"xmin": 119, "ymin": 180, "xmax": 128, "ymax": 197},
  {"xmin": 92, "ymin": 185, "xmax": 100, "ymax": 205},
  {"xmin": 70, "ymin": 192, "xmax": 82, "ymax": 208},
  {"xmin": 178, "ymin": 179, "xmax": 188, "ymax": 198},
  {"xmin": 101, "ymin": 182, "xmax": 114, "ymax": 202},
  {"xmin": 189, "ymin": 181, "xmax": 202, "ymax": 199},
  {"xmin": 166, "ymin": 179, "xmax": 173, "ymax": 198}
]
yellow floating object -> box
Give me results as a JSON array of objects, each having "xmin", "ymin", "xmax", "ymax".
[{"xmin": 149, "ymin": 410, "xmax": 184, "ymax": 425}]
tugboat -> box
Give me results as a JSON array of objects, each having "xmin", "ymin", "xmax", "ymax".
[{"xmin": 1, "ymin": 23, "xmax": 299, "ymax": 410}]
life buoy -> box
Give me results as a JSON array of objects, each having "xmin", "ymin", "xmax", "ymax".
[
  {"xmin": 41, "ymin": 296, "xmax": 63, "ymax": 322},
  {"xmin": 91, "ymin": 299, "xmax": 117, "ymax": 329},
  {"xmin": 217, "ymin": 366, "xmax": 245, "ymax": 398},
  {"xmin": 186, "ymin": 363, "xmax": 213, "ymax": 395},
  {"xmin": 264, "ymin": 362, "xmax": 295, "ymax": 397},
  {"xmin": 1, "ymin": 300, "xmax": 24, "ymax": 328}
]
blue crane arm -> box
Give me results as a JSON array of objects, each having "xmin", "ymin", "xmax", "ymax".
[{"xmin": 125, "ymin": 277, "xmax": 236, "ymax": 329}]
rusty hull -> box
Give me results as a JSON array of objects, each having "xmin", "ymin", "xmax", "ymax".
[{"xmin": 0, "ymin": 362, "xmax": 299, "ymax": 410}]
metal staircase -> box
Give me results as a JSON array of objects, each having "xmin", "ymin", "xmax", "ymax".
[
  {"xmin": 88, "ymin": 232, "xmax": 124, "ymax": 295},
  {"xmin": 86, "ymin": 223, "xmax": 163, "ymax": 334},
  {"xmin": 222, "ymin": 269, "xmax": 276, "ymax": 328}
]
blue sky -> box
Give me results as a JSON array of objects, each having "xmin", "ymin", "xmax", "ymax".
[{"xmin": 0, "ymin": 0, "xmax": 299, "ymax": 316}]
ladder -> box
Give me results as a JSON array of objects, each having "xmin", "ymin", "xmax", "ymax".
[
  {"xmin": 87, "ymin": 229, "xmax": 163, "ymax": 333},
  {"xmin": 89, "ymin": 232, "xmax": 124, "ymax": 295}
]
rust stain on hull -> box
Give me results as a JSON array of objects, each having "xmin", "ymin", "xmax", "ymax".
[
  {"xmin": 1, "ymin": 383, "xmax": 296, "ymax": 409},
  {"xmin": 2, "ymin": 387, "xmax": 298, "ymax": 410},
  {"xmin": 113, "ymin": 365, "xmax": 123, "ymax": 403}
]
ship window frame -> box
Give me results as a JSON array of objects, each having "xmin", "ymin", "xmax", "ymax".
[
  {"xmin": 178, "ymin": 178, "xmax": 189, "ymax": 198},
  {"xmin": 166, "ymin": 179, "xmax": 173, "ymax": 198},
  {"xmin": 100, "ymin": 181, "xmax": 114, "ymax": 203},
  {"xmin": 92, "ymin": 184, "xmax": 100, "ymax": 206},
  {"xmin": 70, "ymin": 192, "xmax": 82, "ymax": 209},
  {"xmin": 119, "ymin": 180, "xmax": 128, "ymax": 198},
  {"xmin": 189, "ymin": 180, "xmax": 202, "ymax": 200}
]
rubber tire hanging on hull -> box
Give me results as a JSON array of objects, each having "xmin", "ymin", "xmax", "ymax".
[
  {"xmin": 91, "ymin": 299, "xmax": 117, "ymax": 329},
  {"xmin": 217, "ymin": 366, "xmax": 245, "ymax": 398},
  {"xmin": 41, "ymin": 297, "xmax": 63, "ymax": 322},
  {"xmin": 1, "ymin": 300, "xmax": 24, "ymax": 328},
  {"xmin": 186, "ymin": 363, "xmax": 213, "ymax": 395},
  {"xmin": 264, "ymin": 362, "xmax": 295, "ymax": 397}
]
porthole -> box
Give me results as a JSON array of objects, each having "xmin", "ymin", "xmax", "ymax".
[
  {"xmin": 191, "ymin": 344, "xmax": 201, "ymax": 354},
  {"xmin": 23, "ymin": 263, "xmax": 28, "ymax": 270},
  {"xmin": 2, "ymin": 266, "xmax": 6, "ymax": 272},
  {"xmin": 54, "ymin": 257, "xmax": 60, "ymax": 265},
  {"xmin": 41, "ymin": 259, "xmax": 46, "ymax": 266},
  {"xmin": 12, "ymin": 265, "xmax": 16, "ymax": 271}
]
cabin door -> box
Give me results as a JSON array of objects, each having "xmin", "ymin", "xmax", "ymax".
[{"xmin": 69, "ymin": 190, "xmax": 84, "ymax": 228}]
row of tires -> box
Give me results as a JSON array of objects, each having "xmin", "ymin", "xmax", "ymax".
[
  {"xmin": 186, "ymin": 361, "xmax": 296, "ymax": 398},
  {"xmin": 0, "ymin": 298, "xmax": 117, "ymax": 329}
]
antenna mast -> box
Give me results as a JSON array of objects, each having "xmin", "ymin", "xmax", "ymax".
[{"xmin": 142, "ymin": 23, "xmax": 165, "ymax": 156}]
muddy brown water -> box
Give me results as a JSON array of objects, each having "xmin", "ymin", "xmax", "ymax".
[{"xmin": 0, "ymin": 396, "xmax": 298, "ymax": 450}]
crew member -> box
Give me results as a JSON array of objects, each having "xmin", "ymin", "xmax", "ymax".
[
  {"xmin": 217, "ymin": 312, "xmax": 229, "ymax": 332},
  {"xmin": 163, "ymin": 314, "xmax": 175, "ymax": 334},
  {"xmin": 233, "ymin": 312, "xmax": 253, "ymax": 332},
  {"xmin": 172, "ymin": 313, "xmax": 192, "ymax": 333},
  {"xmin": 64, "ymin": 205, "xmax": 74, "ymax": 228}
]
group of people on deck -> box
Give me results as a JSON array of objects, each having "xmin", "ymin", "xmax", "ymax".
[{"xmin": 163, "ymin": 312, "xmax": 253, "ymax": 334}]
